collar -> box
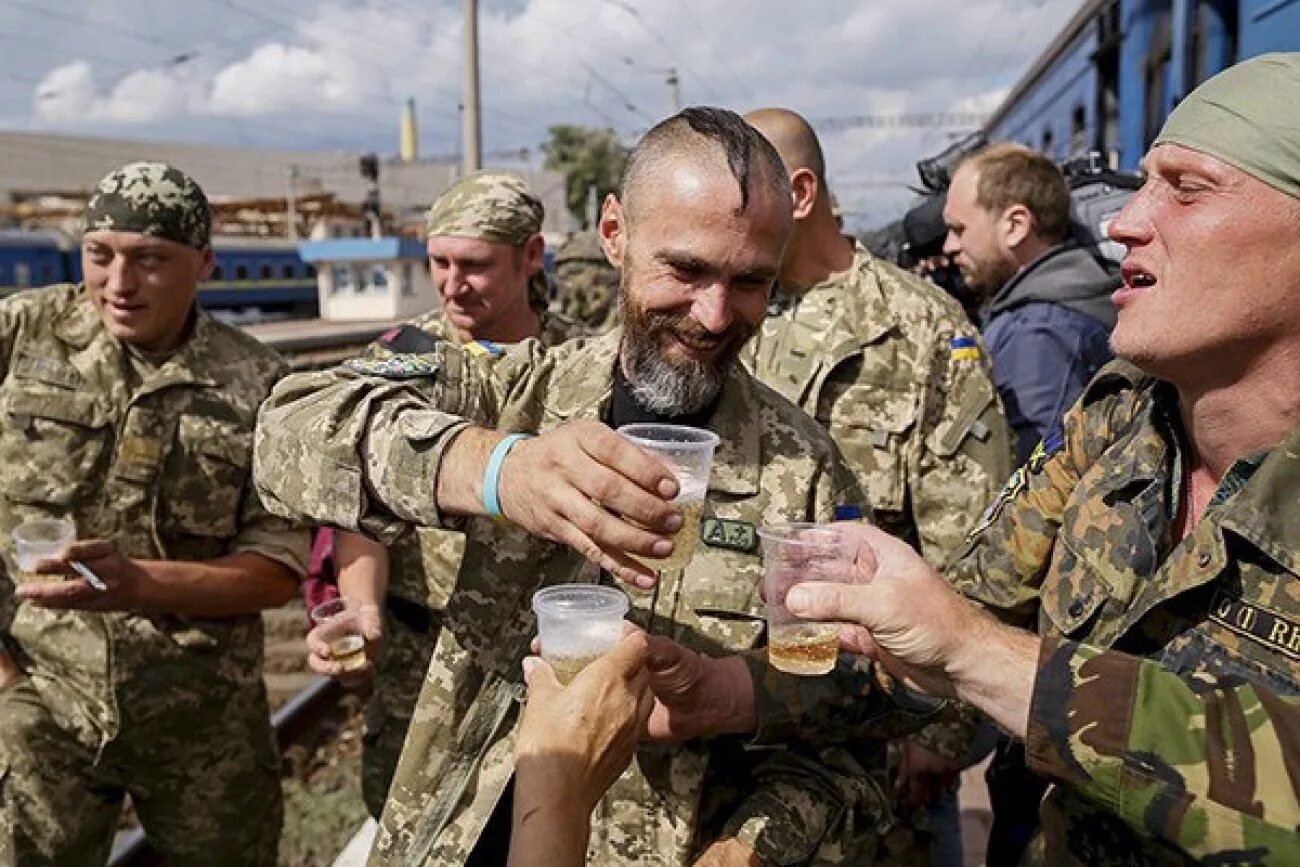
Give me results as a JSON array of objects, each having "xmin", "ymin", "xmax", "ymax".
[
  {"xmin": 786, "ymin": 243, "xmax": 896, "ymax": 349},
  {"xmin": 544, "ymin": 329, "xmax": 761, "ymax": 496}
]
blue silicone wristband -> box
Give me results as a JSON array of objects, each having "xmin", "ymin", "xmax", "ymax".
[{"xmin": 483, "ymin": 433, "xmax": 532, "ymax": 518}]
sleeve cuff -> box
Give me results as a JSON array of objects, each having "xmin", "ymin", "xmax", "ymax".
[
  {"xmin": 231, "ymin": 527, "xmax": 312, "ymax": 580},
  {"xmin": 1024, "ymin": 637, "xmax": 1138, "ymax": 811}
]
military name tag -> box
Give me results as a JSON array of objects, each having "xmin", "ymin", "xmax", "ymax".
[
  {"xmin": 1209, "ymin": 589, "xmax": 1300, "ymax": 660},
  {"xmin": 700, "ymin": 517, "xmax": 758, "ymax": 554}
]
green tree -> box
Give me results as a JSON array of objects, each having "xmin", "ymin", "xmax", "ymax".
[{"xmin": 542, "ymin": 125, "xmax": 629, "ymax": 229}]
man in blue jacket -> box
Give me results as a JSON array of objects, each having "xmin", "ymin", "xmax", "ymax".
[{"xmin": 944, "ymin": 143, "xmax": 1118, "ymax": 463}]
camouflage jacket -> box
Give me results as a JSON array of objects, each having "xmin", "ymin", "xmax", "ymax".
[
  {"xmin": 749, "ymin": 361, "xmax": 1300, "ymax": 864},
  {"xmin": 744, "ymin": 244, "xmax": 1012, "ymax": 569},
  {"xmin": 554, "ymin": 231, "xmax": 621, "ymax": 332},
  {"xmin": 0, "ymin": 284, "xmax": 308, "ymax": 745},
  {"xmin": 254, "ymin": 330, "xmax": 905, "ymax": 866},
  {"xmin": 371, "ymin": 306, "xmax": 586, "ymax": 614}
]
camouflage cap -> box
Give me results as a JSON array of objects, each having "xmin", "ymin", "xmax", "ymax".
[
  {"xmin": 425, "ymin": 170, "xmax": 544, "ymax": 245},
  {"xmin": 83, "ymin": 161, "xmax": 211, "ymax": 249}
]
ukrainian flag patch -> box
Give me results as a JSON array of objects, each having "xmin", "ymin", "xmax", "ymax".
[
  {"xmin": 465, "ymin": 339, "xmax": 505, "ymax": 359},
  {"xmin": 950, "ymin": 336, "xmax": 981, "ymax": 361}
]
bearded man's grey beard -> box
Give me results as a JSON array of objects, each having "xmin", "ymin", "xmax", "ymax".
[{"xmin": 620, "ymin": 331, "xmax": 728, "ymax": 415}]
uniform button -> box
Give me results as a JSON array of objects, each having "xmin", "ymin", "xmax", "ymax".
[
  {"xmin": 1197, "ymin": 552, "xmax": 1212, "ymax": 568},
  {"xmin": 1068, "ymin": 600, "xmax": 1086, "ymax": 618}
]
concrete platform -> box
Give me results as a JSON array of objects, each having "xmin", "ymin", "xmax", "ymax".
[{"xmin": 241, "ymin": 317, "xmax": 402, "ymax": 354}]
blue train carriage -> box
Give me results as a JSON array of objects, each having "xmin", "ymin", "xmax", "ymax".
[
  {"xmin": 985, "ymin": 0, "xmax": 1300, "ymax": 171},
  {"xmin": 202, "ymin": 237, "xmax": 319, "ymax": 317},
  {"xmin": 0, "ymin": 229, "xmax": 74, "ymax": 297}
]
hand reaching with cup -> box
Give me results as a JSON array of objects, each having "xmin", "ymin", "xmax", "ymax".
[
  {"xmin": 509, "ymin": 630, "xmax": 654, "ymax": 867},
  {"xmin": 306, "ymin": 599, "xmax": 384, "ymax": 687}
]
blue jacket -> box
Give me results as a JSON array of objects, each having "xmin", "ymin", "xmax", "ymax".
[{"xmin": 982, "ymin": 243, "xmax": 1118, "ymax": 463}]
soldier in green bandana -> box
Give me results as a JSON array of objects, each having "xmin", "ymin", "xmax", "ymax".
[
  {"xmin": 0, "ymin": 161, "xmax": 308, "ymax": 866},
  {"xmin": 309, "ymin": 169, "xmax": 585, "ymax": 820},
  {"xmin": 644, "ymin": 53, "xmax": 1300, "ymax": 866}
]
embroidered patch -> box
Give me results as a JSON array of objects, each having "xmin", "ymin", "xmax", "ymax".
[
  {"xmin": 1209, "ymin": 589, "xmax": 1300, "ymax": 660},
  {"xmin": 344, "ymin": 353, "xmax": 442, "ymax": 379},
  {"xmin": 1027, "ymin": 424, "xmax": 1065, "ymax": 474},
  {"xmin": 950, "ymin": 336, "xmax": 981, "ymax": 362},
  {"xmin": 700, "ymin": 517, "xmax": 759, "ymax": 554},
  {"xmin": 466, "ymin": 339, "xmax": 504, "ymax": 359}
]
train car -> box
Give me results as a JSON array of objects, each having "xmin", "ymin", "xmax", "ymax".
[
  {"xmin": 0, "ymin": 230, "xmax": 319, "ymax": 317},
  {"xmin": 985, "ymin": 0, "xmax": 1300, "ymax": 170}
]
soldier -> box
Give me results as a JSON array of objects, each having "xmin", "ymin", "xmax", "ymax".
[
  {"xmin": 554, "ymin": 230, "xmax": 620, "ymax": 332},
  {"xmin": 0, "ymin": 162, "xmax": 307, "ymax": 866},
  {"xmin": 307, "ymin": 170, "xmax": 586, "ymax": 819},
  {"xmin": 255, "ymin": 107, "xmax": 885, "ymax": 866},
  {"xmin": 644, "ymin": 53, "xmax": 1300, "ymax": 864},
  {"xmin": 742, "ymin": 108, "xmax": 1012, "ymax": 864}
]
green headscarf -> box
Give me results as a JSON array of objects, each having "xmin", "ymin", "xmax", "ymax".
[
  {"xmin": 1156, "ymin": 52, "xmax": 1300, "ymax": 201},
  {"xmin": 83, "ymin": 161, "xmax": 211, "ymax": 249}
]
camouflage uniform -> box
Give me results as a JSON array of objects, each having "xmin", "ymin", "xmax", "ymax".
[
  {"xmin": 357, "ymin": 305, "xmax": 585, "ymax": 818},
  {"xmin": 0, "ymin": 286, "xmax": 306, "ymax": 867},
  {"xmin": 0, "ymin": 162, "xmax": 307, "ymax": 867},
  {"xmin": 554, "ymin": 231, "xmax": 621, "ymax": 332},
  {"xmin": 747, "ymin": 361, "xmax": 1300, "ymax": 864},
  {"xmin": 252, "ymin": 329, "xmax": 926, "ymax": 866},
  {"xmin": 745, "ymin": 243, "xmax": 1012, "ymax": 566},
  {"xmin": 745, "ymin": 243, "xmax": 1013, "ymax": 859}
]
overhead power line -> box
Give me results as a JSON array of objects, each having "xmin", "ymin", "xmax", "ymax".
[{"xmin": 812, "ymin": 113, "xmax": 989, "ymax": 132}]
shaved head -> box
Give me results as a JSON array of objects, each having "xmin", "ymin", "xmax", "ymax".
[
  {"xmin": 744, "ymin": 108, "xmax": 826, "ymax": 181},
  {"xmin": 621, "ymin": 107, "xmax": 791, "ymax": 222}
]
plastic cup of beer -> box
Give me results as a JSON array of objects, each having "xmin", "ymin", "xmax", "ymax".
[
  {"xmin": 759, "ymin": 523, "xmax": 855, "ymax": 677},
  {"xmin": 11, "ymin": 517, "xmax": 75, "ymax": 584},
  {"xmin": 617, "ymin": 423, "xmax": 720, "ymax": 572},
  {"xmin": 309, "ymin": 598, "xmax": 368, "ymax": 673},
  {"xmin": 532, "ymin": 585, "xmax": 629, "ymax": 685}
]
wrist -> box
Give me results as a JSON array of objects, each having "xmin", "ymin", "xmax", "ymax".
[{"xmin": 948, "ymin": 615, "xmax": 1037, "ymax": 738}]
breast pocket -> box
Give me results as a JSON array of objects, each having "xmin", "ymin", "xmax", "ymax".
[
  {"xmin": 827, "ymin": 383, "xmax": 917, "ymax": 514},
  {"xmin": 162, "ymin": 415, "xmax": 253, "ymax": 538},
  {"xmin": 679, "ymin": 547, "xmax": 766, "ymax": 655},
  {"xmin": 0, "ymin": 385, "xmax": 111, "ymax": 506}
]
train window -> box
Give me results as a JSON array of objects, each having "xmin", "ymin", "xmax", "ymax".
[
  {"xmin": 0, "ymin": 264, "xmax": 5, "ymax": 285},
  {"xmin": 235, "ymin": 264, "xmax": 249, "ymax": 281},
  {"xmin": 401, "ymin": 263, "xmax": 414, "ymax": 297},
  {"xmin": 40, "ymin": 264, "xmax": 54, "ymax": 284},
  {"xmin": 259, "ymin": 263, "xmax": 274, "ymax": 280},
  {"xmin": 306, "ymin": 264, "xmax": 317, "ymax": 278},
  {"xmin": 211, "ymin": 264, "xmax": 224, "ymax": 280},
  {"xmin": 14, "ymin": 263, "xmax": 29, "ymax": 289},
  {"xmin": 1070, "ymin": 105, "xmax": 1087, "ymax": 156},
  {"xmin": 1041, "ymin": 128, "xmax": 1055, "ymax": 157},
  {"xmin": 332, "ymin": 264, "xmax": 352, "ymax": 293},
  {"xmin": 282, "ymin": 263, "xmax": 296, "ymax": 279}
]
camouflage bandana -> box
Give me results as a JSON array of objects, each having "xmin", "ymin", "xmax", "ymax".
[
  {"xmin": 83, "ymin": 161, "xmax": 212, "ymax": 249},
  {"xmin": 425, "ymin": 170, "xmax": 543, "ymax": 245}
]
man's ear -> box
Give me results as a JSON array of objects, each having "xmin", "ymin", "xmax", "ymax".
[
  {"xmin": 790, "ymin": 168, "xmax": 819, "ymax": 221},
  {"xmin": 1001, "ymin": 204, "xmax": 1036, "ymax": 252},
  {"xmin": 599, "ymin": 194, "xmax": 626, "ymax": 268}
]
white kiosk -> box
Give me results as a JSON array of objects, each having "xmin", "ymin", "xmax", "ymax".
[{"xmin": 299, "ymin": 237, "xmax": 436, "ymax": 322}]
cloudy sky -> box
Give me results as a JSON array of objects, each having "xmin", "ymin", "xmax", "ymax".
[{"xmin": 0, "ymin": 0, "xmax": 1082, "ymax": 227}]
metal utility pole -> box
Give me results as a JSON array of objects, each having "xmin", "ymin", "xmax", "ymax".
[
  {"xmin": 666, "ymin": 67, "xmax": 680, "ymax": 113},
  {"xmin": 462, "ymin": 0, "xmax": 482, "ymax": 173}
]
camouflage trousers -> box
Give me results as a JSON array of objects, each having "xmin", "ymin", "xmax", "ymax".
[
  {"xmin": 361, "ymin": 605, "xmax": 438, "ymax": 820},
  {"xmin": 0, "ymin": 674, "xmax": 281, "ymax": 867}
]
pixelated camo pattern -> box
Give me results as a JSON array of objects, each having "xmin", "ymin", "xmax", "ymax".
[{"xmin": 83, "ymin": 161, "xmax": 211, "ymax": 250}]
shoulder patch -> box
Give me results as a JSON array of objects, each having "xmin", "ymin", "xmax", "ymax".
[
  {"xmin": 950, "ymin": 335, "xmax": 981, "ymax": 362},
  {"xmin": 968, "ymin": 466, "xmax": 1028, "ymax": 541},
  {"xmin": 379, "ymin": 324, "xmax": 441, "ymax": 354},
  {"xmin": 465, "ymin": 339, "xmax": 505, "ymax": 359},
  {"xmin": 1209, "ymin": 589, "xmax": 1300, "ymax": 660},
  {"xmin": 1027, "ymin": 424, "xmax": 1065, "ymax": 473},
  {"xmin": 344, "ymin": 353, "xmax": 442, "ymax": 379}
]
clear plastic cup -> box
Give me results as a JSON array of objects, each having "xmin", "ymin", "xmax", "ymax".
[
  {"xmin": 617, "ymin": 423, "xmax": 720, "ymax": 571},
  {"xmin": 758, "ymin": 523, "xmax": 855, "ymax": 677},
  {"xmin": 11, "ymin": 517, "xmax": 75, "ymax": 584},
  {"xmin": 532, "ymin": 585, "xmax": 629, "ymax": 684},
  {"xmin": 310, "ymin": 598, "xmax": 368, "ymax": 673}
]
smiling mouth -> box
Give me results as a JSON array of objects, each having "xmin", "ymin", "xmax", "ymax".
[{"xmin": 1121, "ymin": 265, "xmax": 1156, "ymax": 289}]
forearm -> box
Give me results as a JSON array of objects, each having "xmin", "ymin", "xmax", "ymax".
[
  {"xmin": 130, "ymin": 552, "xmax": 298, "ymax": 617},
  {"xmin": 334, "ymin": 533, "xmax": 390, "ymax": 607},
  {"xmin": 946, "ymin": 613, "xmax": 1037, "ymax": 739},
  {"xmin": 509, "ymin": 764, "xmax": 594, "ymax": 867}
]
